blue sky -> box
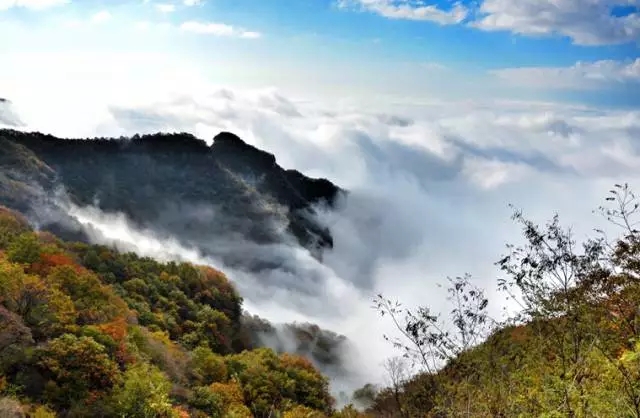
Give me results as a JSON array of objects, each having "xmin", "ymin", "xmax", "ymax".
[{"xmin": 0, "ymin": 0, "xmax": 639, "ymax": 107}]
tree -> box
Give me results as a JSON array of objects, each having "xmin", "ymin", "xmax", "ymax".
[
  {"xmin": 110, "ymin": 363, "xmax": 175, "ymax": 418},
  {"xmin": 6, "ymin": 233, "xmax": 41, "ymax": 265},
  {"xmin": 37, "ymin": 334, "xmax": 120, "ymax": 406},
  {"xmin": 0, "ymin": 306, "xmax": 33, "ymax": 372},
  {"xmin": 496, "ymin": 208, "xmax": 606, "ymax": 417},
  {"xmin": 0, "ymin": 207, "xmax": 30, "ymax": 249},
  {"xmin": 375, "ymin": 275, "xmax": 492, "ymax": 374},
  {"xmin": 189, "ymin": 346, "xmax": 228, "ymax": 385}
]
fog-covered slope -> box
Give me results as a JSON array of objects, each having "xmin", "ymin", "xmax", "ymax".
[{"xmin": 0, "ymin": 129, "xmax": 343, "ymax": 267}]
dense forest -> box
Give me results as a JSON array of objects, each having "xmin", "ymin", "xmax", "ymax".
[{"xmin": 0, "ymin": 205, "xmax": 364, "ymax": 417}]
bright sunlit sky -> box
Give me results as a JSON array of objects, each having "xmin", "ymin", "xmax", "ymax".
[{"xmin": 1, "ymin": 0, "xmax": 639, "ymax": 108}]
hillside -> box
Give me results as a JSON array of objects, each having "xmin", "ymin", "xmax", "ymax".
[
  {"xmin": 0, "ymin": 205, "xmax": 369, "ymax": 417},
  {"xmin": 0, "ymin": 129, "xmax": 343, "ymax": 266},
  {"xmin": 360, "ymin": 185, "xmax": 640, "ymax": 417}
]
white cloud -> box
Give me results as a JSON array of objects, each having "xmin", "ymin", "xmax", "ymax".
[
  {"xmin": 240, "ymin": 31, "xmax": 262, "ymax": 39},
  {"xmin": 0, "ymin": 0, "xmax": 68, "ymax": 11},
  {"xmin": 155, "ymin": 3, "xmax": 175, "ymax": 13},
  {"xmin": 180, "ymin": 21, "xmax": 262, "ymax": 38},
  {"xmin": 473, "ymin": 0, "xmax": 640, "ymax": 46},
  {"xmin": 337, "ymin": 0, "xmax": 469, "ymax": 24},
  {"xmin": 338, "ymin": 0, "xmax": 640, "ymax": 45},
  {"xmin": 183, "ymin": 0, "xmax": 203, "ymax": 5},
  {"xmin": 492, "ymin": 58, "xmax": 640, "ymax": 90},
  {"xmin": 0, "ymin": 98, "xmax": 23, "ymax": 127},
  {"xmin": 3, "ymin": 30, "xmax": 640, "ymax": 385},
  {"xmin": 25, "ymin": 88, "xmax": 636, "ymax": 388},
  {"xmin": 90, "ymin": 10, "xmax": 111, "ymax": 24},
  {"xmin": 421, "ymin": 61, "xmax": 448, "ymax": 71}
]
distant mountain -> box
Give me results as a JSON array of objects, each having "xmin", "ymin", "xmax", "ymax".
[{"xmin": 0, "ymin": 129, "xmax": 344, "ymax": 268}]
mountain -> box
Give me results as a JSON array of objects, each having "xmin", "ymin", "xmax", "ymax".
[
  {"xmin": 0, "ymin": 129, "xmax": 344, "ymax": 268},
  {"xmin": 0, "ymin": 205, "xmax": 355, "ymax": 417},
  {"xmin": 0, "ymin": 131, "xmax": 367, "ymax": 417}
]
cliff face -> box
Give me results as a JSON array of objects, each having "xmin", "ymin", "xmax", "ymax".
[{"xmin": 0, "ymin": 129, "xmax": 343, "ymax": 266}]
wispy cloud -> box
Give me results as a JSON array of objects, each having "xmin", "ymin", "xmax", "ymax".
[
  {"xmin": 421, "ymin": 61, "xmax": 448, "ymax": 71},
  {"xmin": 0, "ymin": 0, "xmax": 68, "ymax": 11},
  {"xmin": 338, "ymin": 0, "xmax": 640, "ymax": 46},
  {"xmin": 492, "ymin": 58, "xmax": 640, "ymax": 90},
  {"xmin": 473, "ymin": 0, "xmax": 640, "ymax": 46},
  {"xmin": 183, "ymin": 0, "xmax": 203, "ymax": 5},
  {"xmin": 90, "ymin": 10, "xmax": 111, "ymax": 24},
  {"xmin": 180, "ymin": 21, "xmax": 262, "ymax": 38},
  {"xmin": 337, "ymin": 0, "xmax": 468, "ymax": 24},
  {"xmin": 155, "ymin": 3, "xmax": 175, "ymax": 13}
]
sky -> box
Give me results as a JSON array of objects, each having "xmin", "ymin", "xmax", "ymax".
[
  {"xmin": 1, "ymin": 0, "xmax": 640, "ymax": 393},
  {"xmin": 0, "ymin": 0, "xmax": 638, "ymax": 107}
]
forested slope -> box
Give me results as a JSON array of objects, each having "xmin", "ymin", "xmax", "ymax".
[{"xmin": 0, "ymin": 206, "xmax": 365, "ymax": 417}]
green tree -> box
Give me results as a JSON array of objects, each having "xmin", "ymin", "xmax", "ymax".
[
  {"xmin": 37, "ymin": 334, "xmax": 120, "ymax": 406},
  {"xmin": 110, "ymin": 362, "xmax": 175, "ymax": 418},
  {"xmin": 7, "ymin": 233, "xmax": 41, "ymax": 265}
]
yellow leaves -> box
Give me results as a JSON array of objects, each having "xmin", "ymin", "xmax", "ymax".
[
  {"xmin": 46, "ymin": 265, "xmax": 129, "ymax": 325},
  {"xmin": 0, "ymin": 258, "xmax": 27, "ymax": 303},
  {"xmin": 29, "ymin": 405, "xmax": 57, "ymax": 418},
  {"xmin": 226, "ymin": 403, "xmax": 254, "ymax": 418},
  {"xmin": 0, "ymin": 206, "xmax": 31, "ymax": 248},
  {"xmin": 619, "ymin": 340, "xmax": 640, "ymax": 365},
  {"xmin": 279, "ymin": 353, "xmax": 316, "ymax": 373},
  {"xmin": 190, "ymin": 346, "xmax": 228, "ymax": 385},
  {"xmin": 112, "ymin": 362, "xmax": 174, "ymax": 417},
  {"xmin": 210, "ymin": 380, "xmax": 245, "ymax": 406},
  {"xmin": 45, "ymin": 287, "xmax": 77, "ymax": 334},
  {"xmin": 283, "ymin": 405, "xmax": 327, "ymax": 418}
]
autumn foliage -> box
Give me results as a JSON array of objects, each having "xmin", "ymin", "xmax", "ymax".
[{"xmin": 0, "ymin": 206, "xmax": 338, "ymax": 417}]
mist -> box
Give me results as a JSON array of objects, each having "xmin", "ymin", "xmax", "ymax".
[{"xmin": 8, "ymin": 87, "xmax": 640, "ymax": 399}]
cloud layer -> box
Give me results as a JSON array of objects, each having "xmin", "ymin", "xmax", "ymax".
[
  {"xmin": 8, "ymin": 87, "xmax": 640, "ymax": 391},
  {"xmin": 493, "ymin": 58, "xmax": 640, "ymax": 90}
]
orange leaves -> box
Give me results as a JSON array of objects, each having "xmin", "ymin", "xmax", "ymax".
[
  {"xmin": 97, "ymin": 316, "xmax": 132, "ymax": 366},
  {"xmin": 210, "ymin": 380, "xmax": 245, "ymax": 407},
  {"xmin": 172, "ymin": 405, "xmax": 190, "ymax": 418},
  {"xmin": 97, "ymin": 316, "xmax": 128, "ymax": 343},
  {"xmin": 30, "ymin": 252, "xmax": 78, "ymax": 277},
  {"xmin": 279, "ymin": 353, "xmax": 316, "ymax": 373},
  {"xmin": 509, "ymin": 325, "xmax": 530, "ymax": 343},
  {"xmin": 199, "ymin": 266, "xmax": 232, "ymax": 288}
]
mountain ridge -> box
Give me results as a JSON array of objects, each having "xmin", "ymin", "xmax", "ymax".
[{"xmin": 0, "ymin": 128, "xmax": 344, "ymax": 267}]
